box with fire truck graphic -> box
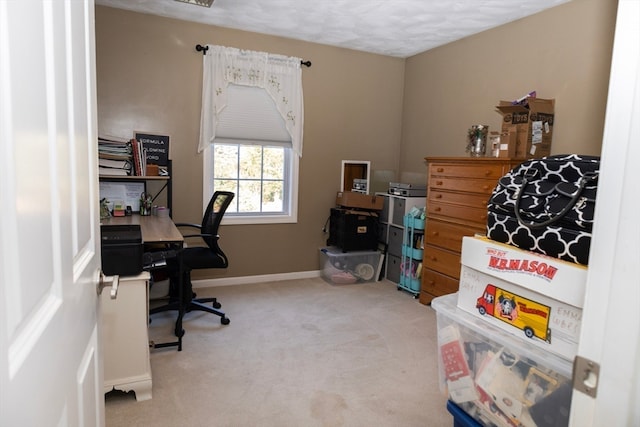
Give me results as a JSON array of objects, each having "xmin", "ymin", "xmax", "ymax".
[{"xmin": 457, "ymin": 236, "xmax": 588, "ymax": 360}]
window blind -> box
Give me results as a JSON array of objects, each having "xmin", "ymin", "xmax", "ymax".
[{"xmin": 215, "ymin": 84, "xmax": 291, "ymax": 144}]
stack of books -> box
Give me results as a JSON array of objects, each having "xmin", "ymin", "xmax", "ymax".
[
  {"xmin": 98, "ymin": 136, "xmax": 132, "ymax": 176},
  {"xmin": 130, "ymin": 138, "xmax": 147, "ymax": 176}
]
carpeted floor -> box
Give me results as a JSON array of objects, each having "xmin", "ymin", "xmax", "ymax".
[{"xmin": 105, "ymin": 277, "xmax": 452, "ymax": 426}]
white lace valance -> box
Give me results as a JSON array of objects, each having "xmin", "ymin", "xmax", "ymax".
[{"xmin": 198, "ymin": 45, "xmax": 304, "ymax": 157}]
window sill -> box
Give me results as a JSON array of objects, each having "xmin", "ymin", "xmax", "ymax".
[{"xmin": 222, "ymin": 214, "xmax": 297, "ymax": 225}]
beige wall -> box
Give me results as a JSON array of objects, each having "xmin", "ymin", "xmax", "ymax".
[
  {"xmin": 95, "ymin": 6, "xmax": 405, "ymax": 279},
  {"xmin": 96, "ymin": 1, "xmax": 617, "ymax": 280},
  {"xmin": 400, "ymin": 0, "xmax": 618, "ymax": 181}
]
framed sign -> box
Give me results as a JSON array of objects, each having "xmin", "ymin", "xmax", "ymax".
[{"xmin": 134, "ymin": 132, "xmax": 170, "ymax": 167}]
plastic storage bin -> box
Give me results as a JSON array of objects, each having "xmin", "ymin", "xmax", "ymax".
[
  {"xmin": 447, "ymin": 400, "xmax": 482, "ymax": 427},
  {"xmin": 432, "ymin": 293, "xmax": 572, "ymax": 427},
  {"xmin": 319, "ymin": 247, "xmax": 382, "ymax": 285}
]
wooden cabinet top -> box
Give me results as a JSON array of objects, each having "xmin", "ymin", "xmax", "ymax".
[{"xmin": 424, "ymin": 156, "xmax": 521, "ymax": 164}]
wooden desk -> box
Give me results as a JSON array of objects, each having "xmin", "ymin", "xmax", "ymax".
[
  {"xmin": 101, "ymin": 215, "xmax": 183, "ymax": 401},
  {"xmin": 101, "ymin": 214, "xmax": 184, "ymax": 245}
]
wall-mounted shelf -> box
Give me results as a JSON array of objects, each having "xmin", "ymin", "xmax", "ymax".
[{"xmin": 99, "ymin": 175, "xmax": 169, "ymax": 181}]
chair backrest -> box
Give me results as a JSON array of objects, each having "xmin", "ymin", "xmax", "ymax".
[{"xmin": 201, "ymin": 191, "xmax": 235, "ymax": 249}]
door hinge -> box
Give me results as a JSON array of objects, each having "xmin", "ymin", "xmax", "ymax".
[{"xmin": 572, "ymin": 355, "xmax": 600, "ymax": 398}]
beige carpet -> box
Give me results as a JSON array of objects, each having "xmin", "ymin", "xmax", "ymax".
[{"xmin": 105, "ymin": 277, "xmax": 453, "ymax": 426}]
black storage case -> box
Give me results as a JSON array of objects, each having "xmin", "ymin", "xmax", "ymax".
[
  {"xmin": 101, "ymin": 224, "xmax": 143, "ymax": 276},
  {"xmin": 327, "ymin": 208, "xmax": 379, "ymax": 252}
]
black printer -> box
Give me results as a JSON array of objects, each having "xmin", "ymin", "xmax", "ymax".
[{"xmin": 101, "ymin": 224, "xmax": 143, "ymax": 276}]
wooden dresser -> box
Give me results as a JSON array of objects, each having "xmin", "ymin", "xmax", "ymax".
[{"xmin": 420, "ymin": 157, "xmax": 521, "ymax": 305}]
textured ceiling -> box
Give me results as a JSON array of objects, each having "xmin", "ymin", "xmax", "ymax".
[{"xmin": 95, "ymin": 0, "xmax": 570, "ymax": 58}]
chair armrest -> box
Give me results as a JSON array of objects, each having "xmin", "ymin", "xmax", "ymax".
[
  {"xmin": 174, "ymin": 222, "xmax": 201, "ymax": 229},
  {"xmin": 182, "ymin": 233, "xmax": 218, "ymax": 239}
]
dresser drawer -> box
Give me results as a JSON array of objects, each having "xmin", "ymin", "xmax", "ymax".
[
  {"xmin": 423, "ymin": 245, "xmax": 461, "ymax": 279},
  {"xmin": 428, "ymin": 176, "xmax": 497, "ymax": 195},
  {"xmin": 428, "ymin": 201, "xmax": 488, "ymax": 226},
  {"xmin": 429, "ymin": 163, "xmax": 506, "ymax": 180},
  {"xmin": 428, "ymin": 189, "xmax": 489, "ymax": 209},
  {"xmin": 425, "ymin": 219, "xmax": 482, "ymax": 253},
  {"xmin": 421, "ymin": 268, "xmax": 459, "ymax": 300}
]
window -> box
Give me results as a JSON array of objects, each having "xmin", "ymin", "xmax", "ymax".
[
  {"xmin": 211, "ymin": 142, "xmax": 291, "ymax": 213},
  {"xmin": 202, "ymin": 85, "xmax": 299, "ymax": 224},
  {"xmin": 198, "ymin": 45, "xmax": 304, "ymax": 224}
]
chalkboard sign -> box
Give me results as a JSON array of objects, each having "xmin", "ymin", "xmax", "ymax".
[{"xmin": 134, "ymin": 132, "xmax": 170, "ymax": 166}]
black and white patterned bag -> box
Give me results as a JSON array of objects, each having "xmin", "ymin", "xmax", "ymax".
[{"xmin": 486, "ymin": 154, "xmax": 599, "ymax": 265}]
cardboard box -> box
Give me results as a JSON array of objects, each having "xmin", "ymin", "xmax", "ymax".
[
  {"xmin": 495, "ymin": 128, "xmax": 517, "ymax": 158},
  {"xmin": 457, "ymin": 236, "xmax": 587, "ymax": 360},
  {"xmin": 433, "ymin": 293, "xmax": 572, "ymax": 427},
  {"xmin": 336, "ymin": 191, "xmax": 384, "ymax": 210},
  {"xmin": 495, "ymin": 97, "xmax": 555, "ymax": 159},
  {"xmin": 145, "ymin": 164, "xmax": 159, "ymax": 176}
]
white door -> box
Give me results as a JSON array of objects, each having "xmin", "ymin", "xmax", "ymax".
[
  {"xmin": 0, "ymin": 1, "xmax": 104, "ymax": 426},
  {"xmin": 569, "ymin": 0, "xmax": 640, "ymax": 425}
]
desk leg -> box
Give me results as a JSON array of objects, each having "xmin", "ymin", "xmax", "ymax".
[
  {"xmin": 174, "ymin": 262, "xmax": 186, "ymax": 351},
  {"xmin": 148, "ymin": 267, "xmax": 184, "ymax": 351}
]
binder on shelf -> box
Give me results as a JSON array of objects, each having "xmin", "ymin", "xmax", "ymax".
[
  {"xmin": 98, "ymin": 136, "xmax": 133, "ymax": 176},
  {"xmin": 130, "ymin": 138, "xmax": 148, "ymax": 176},
  {"xmin": 99, "ymin": 167, "xmax": 129, "ymax": 176}
]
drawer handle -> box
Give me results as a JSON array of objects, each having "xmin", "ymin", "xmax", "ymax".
[
  {"xmin": 482, "ymin": 185, "xmax": 490, "ymax": 191},
  {"xmin": 428, "ymin": 280, "xmax": 435, "ymax": 286},
  {"xmin": 484, "ymin": 170, "xmax": 492, "ymax": 176},
  {"xmin": 429, "ymin": 256, "xmax": 437, "ymax": 261},
  {"xmin": 435, "ymin": 194, "xmax": 442, "ymax": 199},
  {"xmin": 435, "ymin": 180, "xmax": 443, "ymax": 186},
  {"xmin": 431, "ymin": 231, "xmax": 439, "ymax": 236},
  {"xmin": 436, "ymin": 167, "xmax": 444, "ymax": 173},
  {"xmin": 434, "ymin": 207, "xmax": 441, "ymax": 212}
]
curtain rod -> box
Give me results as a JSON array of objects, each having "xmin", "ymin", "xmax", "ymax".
[{"xmin": 195, "ymin": 44, "xmax": 311, "ymax": 67}]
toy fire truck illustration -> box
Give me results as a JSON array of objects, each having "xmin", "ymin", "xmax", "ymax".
[{"xmin": 476, "ymin": 284, "xmax": 552, "ymax": 343}]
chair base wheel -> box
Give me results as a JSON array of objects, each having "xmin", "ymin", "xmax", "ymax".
[
  {"xmin": 212, "ymin": 301, "xmax": 222, "ymax": 309},
  {"xmin": 221, "ymin": 317, "xmax": 230, "ymax": 325}
]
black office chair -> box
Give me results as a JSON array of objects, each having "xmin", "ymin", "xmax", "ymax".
[{"xmin": 149, "ymin": 191, "xmax": 235, "ymax": 349}]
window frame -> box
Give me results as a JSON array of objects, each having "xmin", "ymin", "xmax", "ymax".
[{"xmin": 202, "ymin": 144, "xmax": 299, "ymax": 225}]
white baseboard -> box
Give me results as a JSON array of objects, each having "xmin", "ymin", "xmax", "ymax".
[{"xmin": 192, "ymin": 270, "xmax": 322, "ymax": 288}]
